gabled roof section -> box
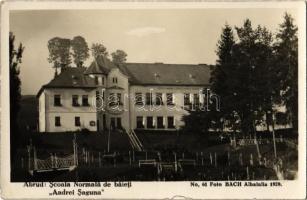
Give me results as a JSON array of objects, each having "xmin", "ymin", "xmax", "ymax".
[
  {"xmin": 84, "ymin": 55, "xmax": 117, "ymax": 75},
  {"xmin": 120, "ymin": 63, "xmax": 212, "ymax": 86},
  {"xmin": 37, "ymin": 67, "xmax": 96, "ymax": 97}
]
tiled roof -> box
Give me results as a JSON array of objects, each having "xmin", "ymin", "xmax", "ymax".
[
  {"xmin": 37, "ymin": 61, "xmax": 212, "ymax": 97},
  {"xmin": 37, "ymin": 67, "xmax": 96, "ymax": 97},
  {"xmin": 121, "ymin": 63, "xmax": 211, "ymax": 86},
  {"xmin": 84, "ymin": 56, "xmax": 117, "ymax": 75}
]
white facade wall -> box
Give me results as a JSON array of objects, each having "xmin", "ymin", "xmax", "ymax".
[
  {"xmin": 129, "ymin": 85, "xmax": 207, "ymax": 130},
  {"xmin": 96, "ymin": 68, "xmax": 131, "ymax": 130},
  {"xmin": 38, "ymin": 92, "xmax": 46, "ymax": 132},
  {"xmin": 42, "ymin": 88, "xmax": 97, "ymax": 132},
  {"xmin": 38, "ymin": 69, "xmax": 211, "ymax": 132}
]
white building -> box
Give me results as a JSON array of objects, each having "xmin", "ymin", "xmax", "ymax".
[{"xmin": 37, "ymin": 56, "xmax": 212, "ymax": 132}]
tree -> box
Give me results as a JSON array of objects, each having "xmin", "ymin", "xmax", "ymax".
[
  {"xmin": 274, "ymin": 13, "xmax": 298, "ymax": 132},
  {"xmin": 48, "ymin": 37, "xmax": 71, "ymax": 76},
  {"xmin": 111, "ymin": 49, "xmax": 127, "ymax": 65},
  {"xmin": 181, "ymin": 107, "xmax": 212, "ymax": 141},
  {"xmin": 210, "ymin": 24, "xmax": 237, "ymax": 133},
  {"xmin": 71, "ymin": 36, "xmax": 89, "ymax": 67},
  {"xmin": 91, "ymin": 43, "xmax": 108, "ymax": 58},
  {"xmin": 9, "ymin": 32, "xmax": 24, "ymax": 151}
]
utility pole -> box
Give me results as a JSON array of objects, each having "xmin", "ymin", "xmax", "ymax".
[{"xmin": 269, "ymin": 110, "xmax": 277, "ymax": 158}]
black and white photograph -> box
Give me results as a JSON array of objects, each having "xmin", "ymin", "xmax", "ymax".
[{"xmin": 1, "ymin": 1, "xmax": 306, "ymax": 199}]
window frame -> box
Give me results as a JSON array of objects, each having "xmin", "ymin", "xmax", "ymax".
[
  {"xmin": 166, "ymin": 93, "xmax": 174, "ymax": 105},
  {"xmin": 145, "ymin": 93, "xmax": 152, "ymax": 105},
  {"xmin": 82, "ymin": 95, "xmax": 90, "ymax": 106},
  {"xmin": 184, "ymin": 93, "xmax": 191, "ymax": 106},
  {"xmin": 146, "ymin": 116, "xmax": 154, "ymax": 128},
  {"xmin": 112, "ymin": 77, "xmax": 118, "ymax": 83},
  {"xmin": 54, "ymin": 94, "xmax": 62, "ymax": 107},
  {"xmin": 135, "ymin": 93, "xmax": 144, "ymax": 105},
  {"xmin": 155, "ymin": 93, "xmax": 163, "ymax": 105},
  {"xmin": 157, "ymin": 116, "xmax": 164, "ymax": 129},
  {"xmin": 55, "ymin": 116, "xmax": 61, "ymax": 127},
  {"xmin": 75, "ymin": 116, "xmax": 81, "ymax": 127},
  {"xmin": 136, "ymin": 116, "xmax": 144, "ymax": 129},
  {"xmin": 167, "ymin": 116, "xmax": 175, "ymax": 129},
  {"xmin": 72, "ymin": 95, "xmax": 79, "ymax": 107}
]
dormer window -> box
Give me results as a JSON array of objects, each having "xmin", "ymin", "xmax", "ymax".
[{"xmin": 112, "ymin": 77, "xmax": 118, "ymax": 84}]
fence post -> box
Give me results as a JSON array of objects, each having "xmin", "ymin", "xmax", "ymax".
[
  {"xmin": 174, "ymin": 152, "xmax": 177, "ymax": 172},
  {"xmin": 91, "ymin": 153, "xmax": 94, "ymax": 165},
  {"xmin": 133, "ymin": 150, "xmax": 135, "ymax": 162},
  {"xmin": 145, "ymin": 151, "xmax": 148, "ymax": 160},
  {"xmin": 214, "ymin": 152, "xmax": 217, "ymax": 167},
  {"xmin": 264, "ymin": 157, "xmax": 267, "ymax": 167},
  {"xmin": 239, "ymin": 153, "xmax": 243, "ymax": 166},
  {"xmin": 98, "ymin": 152, "xmax": 101, "ymax": 167},
  {"xmin": 228, "ymin": 151, "xmax": 230, "ymax": 166},
  {"xmin": 33, "ymin": 147, "xmax": 37, "ymax": 170},
  {"xmin": 210, "ymin": 152, "xmax": 213, "ymax": 165},
  {"xmin": 82, "ymin": 148, "xmax": 85, "ymax": 163},
  {"xmin": 201, "ymin": 152, "xmax": 204, "ymax": 166},
  {"xmin": 182, "ymin": 152, "xmax": 185, "ymax": 159},
  {"xmin": 54, "ymin": 153, "xmax": 58, "ymax": 168},
  {"xmin": 246, "ymin": 166, "xmax": 250, "ymax": 180},
  {"xmin": 27, "ymin": 145, "xmax": 31, "ymax": 171},
  {"xmin": 129, "ymin": 151, "xmax": 132, "ymax": 165},
  {"xmin": 250, "ymin": 154, "xmax": 254, "ymax": 166}
]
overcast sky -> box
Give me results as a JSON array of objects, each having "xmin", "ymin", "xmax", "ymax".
[{"xmin": 10, "ymin": 8, "xmax": 298, "ymax": 95}]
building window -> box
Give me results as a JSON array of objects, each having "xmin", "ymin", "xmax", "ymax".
[
  {"xmin": 102, "ymin": 77, "xmax": 105, "ymax": 85},
  {"xmin": 157, "ymin": 116, "xmax": 164, "ymax": 129},
  {"xmin": 90, "ymin": 121, "xmax": 96, "ymax": 126},
  {"xmin": 167, "ymin": 116, "xmax": 175, "ymax": 128},
  {"xmin": 184, "ymin": 93, "xmax": 190, "ymax": 105},
  {"xmin": 135, "ymin": 93, "xmax": 143, "ymax": 105},
  {"xmin": 194, "ymin": 94, "xmax": 200, "ymax": 106},
  {"xmin": 95, "ymin": 76, "xmax": 99, "ymax": 85},
  {"xmin": 82, "ymin": 95, "xmax": 89, "ymax": 106},
  {"xmin": 145, "ymin": 93, "xmax": 152, "ymax": 105},
  {"xmin": 55, "ymin": 116, "xmax": 61, "ymax": 127},
  {"xmin": 75, "ymin": 117, "xmax": 81, "ymax": 127},
  {"xmin": 72, "ymin": 95, "xmax": 79, "ymax": 106},
  {"xmin": 147, "ymin": 116, "xmax": 154, "ymax": 128},
  {"xmin": 136, "ymin": 116, "xmax": 144, "ymax": 129},
  {"xmin": 166, "ymin": 93, "xmax": 174, "ymax": 105},
  {"xmin": 112, "ymin": 77, "xmax": 118, "ymax": 83},
  {"xmin": 155, "ymin": 93, "xmax": 163, "ymax": 105},
  {"xmin": 54, "ymin": 95, "xmax": 61, "ymax": 106}
]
